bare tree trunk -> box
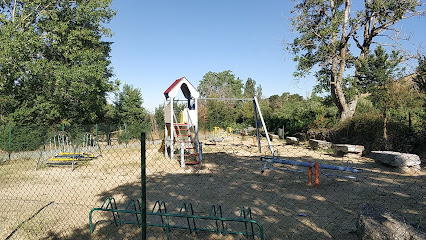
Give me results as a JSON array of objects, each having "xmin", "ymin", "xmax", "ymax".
[{"xmin": 330, "ymin": 0, "xmax": 359, "ymax": 122}]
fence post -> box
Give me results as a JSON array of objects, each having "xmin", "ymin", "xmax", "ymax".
[
  {"xmin": 141, "ymin": 132, "xmax": 147, "ymax": 240},
  {"xmin": 8, "ymin": 123, "xmax": 11, "ymax": 161},
  {"xmin": 62, "ymin": 124, "xmax": 65, "ymax": 152},
  {"xmin": 147, "ymin": 122, "xmax": 151, "ymax": 142},
  {"xmin": 125, "ymin": 122, "xmax": 128, "ymax": 148},
  {"xmin": 96, "ymin": 123, "xmax": 98, "ymax": 144}
]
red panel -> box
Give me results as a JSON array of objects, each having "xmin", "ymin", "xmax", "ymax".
[{"xmin": 164, "ymin": 77, "xmax": 184, "ymax": 94}]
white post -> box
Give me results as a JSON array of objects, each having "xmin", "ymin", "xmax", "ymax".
[
  {"xmin": 170, "ymin": 97, "xmax": 174, "ymax": 161},
  {"xmin": 180, "ymin": 142, "xmax": 185, "ymax": 168},
  {"xmin": 194, "ymin": 97, "xmax": 199, "ymax": 148},
  {"xmin": 253, "ymin": 97, "xmax": 274, "ymax": 155},
  {"xmin": 164, "ymin": 124, "xmax": 168, "ymax": 159},
  {"xmin": 164, "ymin": 98, "xmax": 168, "ymax": 159}
]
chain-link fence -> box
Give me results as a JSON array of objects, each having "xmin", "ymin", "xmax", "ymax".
[{"xmin": 1, "ymin": 125, "xmax": 425, "ymax": 239}]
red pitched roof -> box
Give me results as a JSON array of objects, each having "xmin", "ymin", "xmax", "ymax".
[{"xmin": 164, "ymin": 77, "xmax": 184, "ymax": 94}]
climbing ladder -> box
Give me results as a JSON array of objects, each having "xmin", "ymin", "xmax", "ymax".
[{"xmin": 174, "ymin": 123, "xmax": 199, "ymax": 165}]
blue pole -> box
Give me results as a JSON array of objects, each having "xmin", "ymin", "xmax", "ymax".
[{"xmin": 199, "ymin": 142, "xmax": 203, "ymax": 165}]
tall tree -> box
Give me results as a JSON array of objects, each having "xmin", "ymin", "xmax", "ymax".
[
  {"xmin": 198, "ymin": 70, "xmax": 243, "ymax": 98},
  {"xmin": 115, "ymin": 84, "xmax": 146, "ymax": 124},
  {"xmin": 289, "ymin": 0, "xmax": 423, "ymax": 122},
  {"xmin": 244, "ymin": 77, "xmax": 256, "ymax": 98},
  {"xmin": 356, "ymin": 46, "xmax": 402, "ymax": 139},
  {"xmin": 115, "ymin": 84, "xmax": 147, "ymax": 139},
  {"xmin": 256, "ymin": 84, "xmax": 263, "ymax": 99},
  {"xmin": 0, "ymin": 0, "xmax": 117, "ymax": 125},
  {"xmin": 414, "ymin": 56, "xmax": 426, "ymax": 93}
]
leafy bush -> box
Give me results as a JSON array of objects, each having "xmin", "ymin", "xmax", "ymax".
[{"xmin": 328, "ymin": 113, "xmax": 417, "ymax": 152}]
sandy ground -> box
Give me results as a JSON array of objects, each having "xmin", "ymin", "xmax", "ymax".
[{"xmin": 0, "ymin": 136, "xmax": 425, "ymax": 240}]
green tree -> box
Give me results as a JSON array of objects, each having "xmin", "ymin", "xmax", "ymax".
[
  {"xmin": 414, "ymin": 56, "xmax": 426, "ymax": 93},
  {"xmin": 0, "ymin": 0, "xmax": 118, "ymax": 125},
  {"xmin": 115, "ymin": 84, "xmax": 147, "ymax": 139},
  {"xmin": 198, "ymin": 71, "xmax": 244, "ymax": 129},
  {"xmin": 356, "ymin": 46, "xmax": 402, "ymax": 139},
  {"xmin": 256, "ymin": 84, "xmax": 262, "ymax": 99},
  {"xmin": 198, "ymin": 70, "xmax": 243, "ymax": 98},
  {"xmin": 154, "ymin": 104, "xmax": 165, "ymax": 133},
  {"xmin": 289, "ymin": 0, "xmax": 422, "ymax": 122},
  {"xmin": 244, "ymin": 77, "xmax": 256, "ymax": 98},
  {"xmin": 115, "ymin": 84, "xmax": 146, "ymax": 123}
]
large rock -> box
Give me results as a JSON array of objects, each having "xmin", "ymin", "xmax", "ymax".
[
  {"xmin": 309, "ymin": 139, "xmax": 332, "ymax": 150},
  {"xmin": 268, "ymin": 134, "xmax": 280, "ymax": 141},
  {"xmin": 370, "ymin": 151, "xmax": 421, "ymax": 172},
  {"xmin": 332, "ymin": 144, "xmax": 364, "ymax": 157},
  {"xmin": 357, "ymin": 203, "xmax": 426, "ymax": 240},
  {"xmin": 285, "ymin": 137, "xmax": 299, "ymax": 145}
]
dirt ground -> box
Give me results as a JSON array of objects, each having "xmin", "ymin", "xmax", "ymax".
[{"xmin": 0, "ymin": 136, "xmax": 425, "ymax": 239}]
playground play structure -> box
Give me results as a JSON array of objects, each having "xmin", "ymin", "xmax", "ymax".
[
  {"xmin": 163, "ymin": 77, "xmax": 363, "ymax": 183},
  {"xmin": 163, "ymin": 77, "xmax": 274, "ymax": 166},
  {"xmin": 89, "ymin": 197, "xmax": 264, "ymax": 239},
  {"xmin": 163, "ymin": 77, "xmax": 363, "ymax": 184},
  {"xmin": 34, "ymin": 132, "xmax": 101, "ymax": 171}
]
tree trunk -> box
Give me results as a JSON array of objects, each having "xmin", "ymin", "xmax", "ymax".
[
  {"xmin": 331, "ymin": 79, "xmax": 358, "ymax": 122},
  {"xmin": 330, "ymin": 0, "xmax": 359, "ymax": 122}
]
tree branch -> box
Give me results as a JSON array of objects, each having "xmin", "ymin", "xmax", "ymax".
[
  {"xmin": 12, "ymin": 0, "xmax": 17, "ymax": 23},
  {"xmin": 1, "ymin": 0, "xmax": 13, "ymax": 17}
]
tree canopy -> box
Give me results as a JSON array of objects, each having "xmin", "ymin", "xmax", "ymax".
[
  {"xmin": 289, "ymin": 0, "xmax": 423, "ymax": 122},
  {"xmin": 0, "ymin": 0, "xmax": 118, "ymax": 125},
  {"xmin": 198, "ymin": 70, "xmax": 243, "ymax": 98}
]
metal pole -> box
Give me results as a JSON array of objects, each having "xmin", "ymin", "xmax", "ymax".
[
  {"xmin": 147, "ymin": 122, "xmax": 151, "ymax": 142},
  {"xmin": 170, "ymin": 98, "xmax": 174, "ymax": 161},
  {"xmin": 62, "ymin": 124, "xmax": 65, "ymax": 153},
  {"xmin": 180, "ymin": 142, "xmax": 185, "ymax": 168},
  {"xmin": 254, "ymin": 97, "xmax": 274, "ymax": 155},
  {"xmin": 125, "ymin": 122, "xmax": 128, "ymax": 148},
  {"xmin": 96, "ymin": 123, "xmax": 98, "ymax": 145},
  {"xmin": 253, "ymin": 100, "xmax": 261, "ymax": 153},
  {"xmin": 8, "ymin": 123, "xmax": 11, "ymax": 161},
  {"xmin": 141, "ymin": 132, "xmax": 147, "ymax": 240},
  {"xmin": 199, "ymin": 142, "xmax": 203, "ymax": 166}
]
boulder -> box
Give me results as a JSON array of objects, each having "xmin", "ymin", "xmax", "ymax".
[
  {"xmin": 357, "ymin": 203, "xmax": 426, "ymax": 240},
  {"xmin": 285, "ymin": 137, "xmax": 299, "ymax": 145},
  {"xmin": 332, "ymin": 144, "xmax": 365, "ymax": 157},
  {"xmin": 370, "ymin": 151, "xmax": 421, "ymax": 172},
  {"xmin": 309, "ymin": 139, "xmax": 332, "ymax": 150},
  {"xmin": 266, "ymin": 134, "xmax": 279, "ymax": 141}
]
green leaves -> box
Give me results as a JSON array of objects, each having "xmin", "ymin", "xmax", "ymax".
[
  {"xmin": 414, "ymin": 56, "xmax": 426, "ymax": 93},
  {"xmin": 0, "ymin": 0, "xmax": 117, "ymax": 125},
  {"xmin": 198, "ymin": 70, "xmax": 243, "ymax": 98},
  {"xmin": 289, "ymin": 0, "xmax": 423, "ymax": 121}
]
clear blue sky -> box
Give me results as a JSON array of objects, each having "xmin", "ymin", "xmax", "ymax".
[{"xmin": 106, "ymin": 0, "xmax": 425, "ymax": 112}]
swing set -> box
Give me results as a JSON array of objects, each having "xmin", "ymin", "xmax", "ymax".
[{"xmin": 162, "ymin": 77, "xmax": 274, "ymax": 167}]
